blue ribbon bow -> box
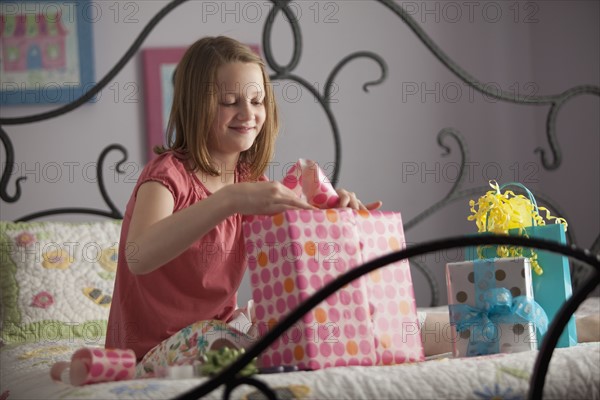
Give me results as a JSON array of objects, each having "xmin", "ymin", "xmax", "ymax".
[{"xmin": 449, "ymin": 287, "xmax": 548, "ymax": 356}]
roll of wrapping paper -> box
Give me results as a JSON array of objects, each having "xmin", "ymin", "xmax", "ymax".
[{"xmin": 50, "ymin": 348, "xmax": 136, "ymax": 386}]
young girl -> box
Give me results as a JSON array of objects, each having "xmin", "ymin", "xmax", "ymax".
[{"xmin": 105, "ymin": 36, "xmax": 381, "ymax": 370}]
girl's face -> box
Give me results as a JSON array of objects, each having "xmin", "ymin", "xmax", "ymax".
[{"xmin": 209, "ymin": 62, "xmax": 266, "ymax": 159}]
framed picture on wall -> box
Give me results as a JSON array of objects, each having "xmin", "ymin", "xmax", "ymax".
[
  {"xmin": 142, "ymin": 44, "xmax": 260, "ymax": 163},
  {"xmin": 141, "ymin": 47, "xmax": 186, "ymax": 163},
  {"xmin": 0, "ymin": 0, "xmax": 95, "ymax": 105}
]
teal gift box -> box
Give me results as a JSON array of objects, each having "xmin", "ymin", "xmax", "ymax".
[
  {"xmin": 446, "ymin": 257, "xmax": 548, "ymax": 357},
  {"xmin": 465, "ymin": 182, "xmax": 577, "ymax": 349}
]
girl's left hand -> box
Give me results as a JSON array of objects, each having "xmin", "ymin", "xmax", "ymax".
[{"xmin": 335, "ymin": 188, "xmax": 383, "ymax": 211}]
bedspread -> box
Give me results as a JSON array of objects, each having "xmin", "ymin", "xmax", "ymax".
[
  {"xmin": 2, "ymin": 300, "xmax": 598, "ymax": 400},
  {"xmin": 1, "ymin": 222, "xmax": 598, "ymax": 399}
]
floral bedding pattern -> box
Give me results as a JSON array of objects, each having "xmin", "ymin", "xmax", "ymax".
[
  {"xmin": 0, "ymin": 221, "xmax": 122, "ymax": 344},
  {"xmin": 1, "ymin": 336, "xmax": 598, "ymax": 400},
  {"xmin": 1, "ymin": 221, "xmax": 598, "ymax": 399}
]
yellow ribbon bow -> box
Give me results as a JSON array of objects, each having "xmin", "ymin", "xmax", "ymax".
[{"xmin": 467, "ymin": 181, "xmax": 568, "ymax": 275}]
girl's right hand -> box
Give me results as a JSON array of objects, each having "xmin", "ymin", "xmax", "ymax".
[{"xmin": 221, "ymin": 181, "xmax": 315, "ymax": 216}]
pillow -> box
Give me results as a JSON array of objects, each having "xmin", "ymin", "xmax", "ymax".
[{"xmin": 0, "ymin": 220, "xmax": 122, "ymax": 345}]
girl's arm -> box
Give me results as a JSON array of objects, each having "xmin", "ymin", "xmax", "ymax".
[{"xmin": 126, "ymin": 181, "xmax": 314, "ymax": 274}]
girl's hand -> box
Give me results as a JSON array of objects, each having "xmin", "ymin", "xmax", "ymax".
[
  {"xmin": 223, "ymin": 181, "xmax": 314, "ymax": 215},
  {"xmin": 335, "ymin": 188, "xmax": 383, "ymax": 211}
]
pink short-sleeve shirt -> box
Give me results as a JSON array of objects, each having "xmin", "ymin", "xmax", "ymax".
[{"xmin": 106, "ymin": 152, "xmax": 259, "ymax": 360}]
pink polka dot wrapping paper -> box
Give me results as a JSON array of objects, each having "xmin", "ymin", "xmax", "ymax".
[
  {"xmin": 445, "ymin": 257, "xmax": 538, "ymax": 357},
  {"xmin": 282, "ymin": 159, "xmax": 341, "ymax": 208},
  {"xmin": 50, "ymin": 347, "xmax": 136, "ymax": 385},
  {"xmin": 243, "ymin": 209, "xmax": 424, "ymax": 371}
]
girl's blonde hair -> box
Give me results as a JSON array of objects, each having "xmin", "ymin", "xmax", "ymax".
[{"xmin": 156, "ymin": 36, "xmax": 279, "ymax": 180}]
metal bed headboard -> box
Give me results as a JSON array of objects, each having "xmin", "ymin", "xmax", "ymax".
[{"xmin": 1, "ymin": 1, "xmax": 599, "ymax": 399}]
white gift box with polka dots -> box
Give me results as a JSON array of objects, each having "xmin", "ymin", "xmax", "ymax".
[
  {"xmin": 243, "ymin": 209, "xmax": 425, "ymax": 370},
  {"xmin": 445, "ymin": 257, "xmax": 538, "ymax": 357}
]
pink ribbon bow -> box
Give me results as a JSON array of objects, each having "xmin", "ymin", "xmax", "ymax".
[{"xmin": 282, "ymin": 159, "xmax": 340, "ymax": 208}]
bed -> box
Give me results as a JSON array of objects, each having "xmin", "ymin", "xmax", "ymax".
[{"xmin": 1, "ymin": 1, "xmax": 599, "ymax": 399}]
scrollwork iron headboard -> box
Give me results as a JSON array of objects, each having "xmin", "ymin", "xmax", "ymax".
[{"xmin": 1, "ymin": 2, "xmax": 598, "ymax": 399}]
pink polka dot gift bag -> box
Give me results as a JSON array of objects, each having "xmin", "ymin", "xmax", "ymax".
[{"xmin": 243, "ymin": 159, "xmax": 425, "ymax": 371}]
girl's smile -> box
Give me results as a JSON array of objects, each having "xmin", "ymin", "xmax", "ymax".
[{"xmin": 229, "ymin": 125, "xmax": 257, "ymax": 134}]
